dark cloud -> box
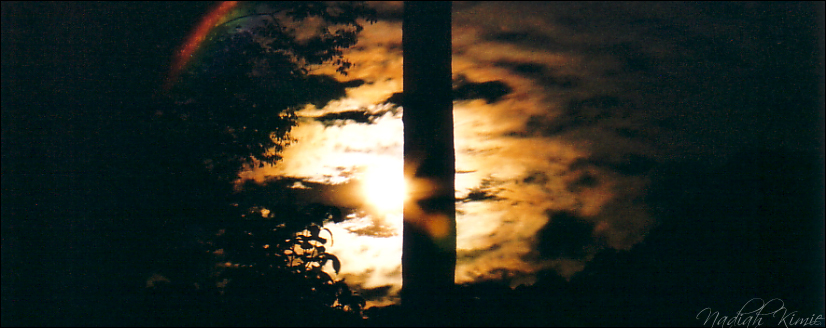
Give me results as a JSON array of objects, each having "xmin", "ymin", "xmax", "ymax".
[
  {"xmin": 539, "ymin": 74, "xmax": 581, "ymax": 89},
  {"xmin": 302, "ymin": 75, "xmax": 366, "ymax": 108},
  {"xmin": 534, "ymin": 211, "xmax": 597, "ymax": 260},
  {"xmin": 517, "ymin": 95, "xmax": 634, "ymax": 137},
  {"xmin": 458, "ymin": 177, "xmax": 504, "ymax": 203},
  {"xmin": 561, "ymin": 148, "xmax": 826, "ymax": 326},
  {"xmin": 495, "ymin": 61, "xmax": 581, "ymax": 88},
  {"xmin": 382, "ymin": 92, "xmax": 403, "ymax": 105},
  {"xmin": 367, "ymin": 1, "xmax": 403, "ymax": 22},
  {"xmin": 567, "ymin": 173, "xmax": 599, "ymax": 192},
  {"xmin": 457, "ymin": 244, "xmax": 503, "ymax": 263},
  {"xmin": 453, "ymin": 77, "xmax": 513, "ymax": 103},
  {"xmin": 571, "ymin": 153, "xmax": 659, "ymax": 177},
  {"xmin": 382, "ymin": 77, "xmax": 512, "ymax": 105},
  {"xmin": 509, "ymin": 62, "xmax": 544, "ymax": 75},
  {"xmin": 488, "ymin": 31, "xmax": 567, "ymax": 53},
  {"xmin": 237, "ymin": 176, "xmax": 365, "ymax": 217},
  {"xmin": 521, "ymin": 171, "xmax": 550, "ymax": 186},
  {"xmin": 567, "ymin": 95, "xmax": 623, "ymax": 112},
  {"xmin": 313, "ymin": 108, "xmax": 393, "ymax": 127}
]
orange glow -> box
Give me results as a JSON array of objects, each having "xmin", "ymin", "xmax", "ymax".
[
  {"xmin": 229, "ymin": 5, "xmax": 661, "ymax": 307},
  {"xmin": 403, "ymin": 197, "xmax": 454, "ymax": 240},
  {"xmin": 420, "ymin": 213, "xmax": 453, "ymax": 239},
  {"xmin": 164, "ymin": 1, "xmax": 238, "ymax": 90}
]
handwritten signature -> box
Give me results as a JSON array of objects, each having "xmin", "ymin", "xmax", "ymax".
[{"xmin": 696, "ymin": 298, "xmax": 824, "ymax": 327}]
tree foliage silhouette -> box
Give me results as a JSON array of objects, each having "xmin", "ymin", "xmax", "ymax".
[
  {"xmin": 163, "ymin": 1, "xmax": 376, "ymax": 181},
  {"xmin": 144, "ymin": 2, "xmax": 376, "ymax": 325}
]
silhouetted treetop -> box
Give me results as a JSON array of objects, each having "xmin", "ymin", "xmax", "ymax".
[{"xmin": 158, "ymin": 1, "xmax": 376, "ymax": 180}]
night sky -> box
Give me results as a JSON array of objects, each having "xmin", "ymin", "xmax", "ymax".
[{"xmin": 2, "ymin": 2, "xmax": 824, "ymax": 326}]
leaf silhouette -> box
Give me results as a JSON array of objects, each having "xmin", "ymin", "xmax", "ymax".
[{"xmin": 327, "ymin": 254, "xmax": 341, "ymax": 274}]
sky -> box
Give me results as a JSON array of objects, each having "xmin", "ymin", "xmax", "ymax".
[
  {"xmin": 230, "ymin": 1, "xmax": 824, "ymax": 307},
  {"xmin": 2, "ymin": 1, "xmax": 824, "ymax": 325}
]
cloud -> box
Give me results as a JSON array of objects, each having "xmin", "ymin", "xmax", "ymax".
[
  {"xmin": 237, "ymin": 1, "xmax": 822, "ymax": 307},
  {"xmin": 453, "ymin": 77, "xmax": 513, "ymax": 104},
  {"xmin": 311, "ymin": 107, "xmax": 397, "ymax": 127},
  {"xmin": 534, "ymin": 211, "xmax": 597, "ymax": 260}
]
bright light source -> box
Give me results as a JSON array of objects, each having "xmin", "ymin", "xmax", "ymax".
[{"xmin": 361, "ymin": 161, "xmax": 406, "ymax": 215}]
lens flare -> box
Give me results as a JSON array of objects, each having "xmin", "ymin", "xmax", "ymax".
[{"xmin": 164, "ymin": 1, "xmax": 239, "ymax": 91}]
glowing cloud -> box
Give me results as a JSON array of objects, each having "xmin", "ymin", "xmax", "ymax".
[{"xmin": 222, "ymin": 1, "xmax": 785, "ymax": 309}]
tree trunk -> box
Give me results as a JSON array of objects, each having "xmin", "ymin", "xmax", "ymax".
[{"xmin": 401, "ymin": 1, "xmax": 455, "ymax": 319}]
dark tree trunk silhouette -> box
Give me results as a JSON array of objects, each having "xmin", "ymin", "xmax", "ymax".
[{"xmin": 401, "ymin": 1, "xmax": 455, "ymax": 318}]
